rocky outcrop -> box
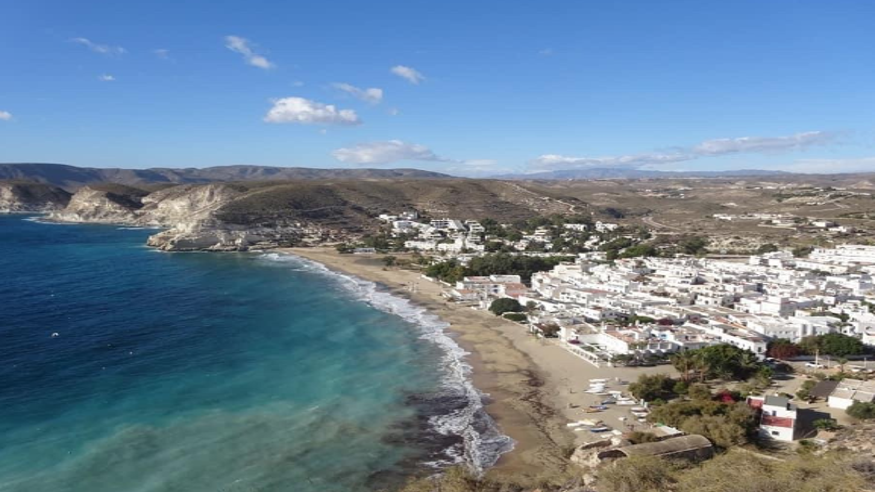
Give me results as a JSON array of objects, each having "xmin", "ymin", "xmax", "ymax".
[
  {"xmin": 0, "ymin": 181, "xmax": 71, "ymax": 212},
  {"xmin": 48, "ymin": 185, "xmax": 146, "ymax": 224}
]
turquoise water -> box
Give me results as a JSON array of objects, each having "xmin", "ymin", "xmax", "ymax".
[{"xmin": 0, "ymin": 216, "xmax": 511, "ymax": 492}]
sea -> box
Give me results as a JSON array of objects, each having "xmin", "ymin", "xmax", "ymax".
[{"xmin": 0, "ymin": 215, "xmax": 512, "ymax": 492}]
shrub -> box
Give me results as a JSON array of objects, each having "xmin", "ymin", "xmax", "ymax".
[
  {"xmin": 847, "ymin": 401, "xmax": 875, "ymax": 420},
  {"xmin": 503, "ymin": 312, "xmax": 527, "ymax": 323}
]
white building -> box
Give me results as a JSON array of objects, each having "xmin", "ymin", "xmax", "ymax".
[{"xmin": 748, "ymin": 395, "xmax": 798, "ymax": 442}]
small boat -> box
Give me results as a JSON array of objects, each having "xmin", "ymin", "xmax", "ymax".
[
  {"xmin": 630, "ymin": 406, "xmax": 647, "ymax": 412},
  {"xmin": 590, "ymin": 378, "xmax": 609, "ymax": 384},
  {"xmin": 589, "ymin": 426, "xmax": 610, "ymax": 432},
  {"xmin": 601, "ymin": 399, "xmax": 616, "ymax": 405},
  {"xmin": 617, "ymin": 400, "xmax": 637, "ymax": 406}
]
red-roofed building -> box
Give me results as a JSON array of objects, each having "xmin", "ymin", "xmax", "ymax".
[{"xmin": 747, "ymin": 395, "xmax": 799, "ymax": 442}]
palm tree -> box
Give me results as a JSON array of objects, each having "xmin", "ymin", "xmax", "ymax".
[
  {"xmin": 671, "ymin": 351, "xmax": 696, "ymax": 383},
  {"xmin": 837, "ymin": 357, "xmax": 849, "ymax": 373}
]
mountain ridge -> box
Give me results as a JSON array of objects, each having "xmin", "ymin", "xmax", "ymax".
[{"xmin": 0, "ymin": 163, "xmax": 452, "ymax": 190}]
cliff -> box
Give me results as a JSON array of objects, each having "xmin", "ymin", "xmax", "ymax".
[
  {"xmin": 48, "ymin": 184, "xmax": 148, "ymax": 224},
  {"xmin": 44, "ymin": 179, "xmax": 582, "ymax": 251},
  {"xmin": 0, "ymin": 181, "xmax": 72, "ymax": 213}
]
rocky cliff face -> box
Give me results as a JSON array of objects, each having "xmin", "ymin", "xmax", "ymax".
[
  {"xmin": 0, "ymin": 182, "xmax": 71, "ymax": 212},
  {"xmin": 48, "ymin": 185, "xmax": 146, "ymax": 224},
  {"xmin": 48, "ymin": 182, "xmax": 311, "ymax": 251}
]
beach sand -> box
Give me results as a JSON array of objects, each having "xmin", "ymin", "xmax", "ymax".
[{"xmin": 282, "ymin": 248, "xmax": 676, "ymax": 478}]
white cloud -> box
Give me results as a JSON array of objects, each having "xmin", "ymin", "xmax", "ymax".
[
  {"xmin": 387, "ymin": 108, "xmax": 400, "ymax": 116},
  {"xmin": 390, "ymin": 65, "xmax": 425, "ymax": 84},
  {"xmin": 224, "ymin": 35, "xmax": 275, "ymax": 69},
  {"xmin": 98, "ymin": 74, "xmax": 116, "ymax": 82},
  {"xmin": 70, "ymin": 37, "xmax": 126, "ymax": 56},
  {"xmin": 331, "ymin": 83, "xmax": 383, "ymax": 104},
  {"xmin": 774, "ymin": 156, "xmax": 875, "ymax": 174},
  {"xmin": 530, "ymin": 153, "xmax": 690, "ymax": 170},
  {"xmin": 530, "ymin": 131, "xmax": 839, "ymax": 170},
  {"xmin": 264, "ymin": 97, "xmax": 360, "ymax": 125},
  {"xmin": 462, "ymin": 159, "xmax": 499, "ymax": 168},
  {"xmin": 0, "ymin": 111, "xmax": 12, "ymax": 121},
  {"xmin": 153, "ymin": 49, "xmax": 170, "ymax": 60},
  {"xmin": 332, "ymin": 140, "xmax": 448, "ymax": 165},
  {"xmin": 693, "ymin": 131, "xmax": 835, "ymax": 155}
]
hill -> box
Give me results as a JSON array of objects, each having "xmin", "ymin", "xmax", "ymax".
[{"xmin": 0, "ymin": 163, "xmax": 451, "ymax": 190}]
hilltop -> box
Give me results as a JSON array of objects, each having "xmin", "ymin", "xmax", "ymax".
[{"xmin": 0, "ymin": 163, "xmax": 450, "ymax": 190}]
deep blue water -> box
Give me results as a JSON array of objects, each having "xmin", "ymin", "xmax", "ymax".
[{"xmin": 0, "ymin": 216, "xmax": 508, "ymax": 492}]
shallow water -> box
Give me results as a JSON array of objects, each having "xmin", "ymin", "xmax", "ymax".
[{"xmin": 0, "ymin": 216, "xmax": 510, "ymax": 492}]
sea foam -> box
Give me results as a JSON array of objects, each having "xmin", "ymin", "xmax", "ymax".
[{"xmin": 257, "ymin": 252, "xmax": 514, "ymax": 472}]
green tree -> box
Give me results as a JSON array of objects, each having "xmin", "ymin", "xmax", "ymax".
[
  {"xmin": 381, "ymin": 255, "xmax": 397, "ymax": 267},
  {"xmin": 629, "ymin": 373, "xmax": 677, "ymax": 402},
  {"xmin": 488, "ymin": 298, "xmax": 523, "ymax": 316}
]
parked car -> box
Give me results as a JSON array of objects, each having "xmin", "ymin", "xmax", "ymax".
[{"xmin": 805, "ymin": 362, "xmax": 826, "ymax": 369}]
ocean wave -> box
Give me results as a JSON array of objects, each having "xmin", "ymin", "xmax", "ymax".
[{"xmin": 256, "ymin": 252, "xmax": 514, "ymax": 472}]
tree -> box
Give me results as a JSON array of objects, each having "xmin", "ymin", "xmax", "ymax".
[
  {"xmin": 800, "ymin": 333, "xmax": 864, "ymax": 357},
  {"xmin": 847, "ymin": 401, "xmax": 875, "ymax": 420},
  {"xmin": 488, "ymin": 298, "xmax": 522, "ymax": 316},
  {"xmin": 768, "ymin": 339, "xmax": 800, "ymax": 360},
  {"xmin": 381, "ymin": 255, "xmax": 397, "ymax": 267},
  {"xmin": 792, "ymin": 245, "xmax": 814, "ymax": 258},
  {"xmin": 756, "ymin": 243, "xmax": 779, "ymax": 254},
  {"xmin": 629, "ymin": 373, "xmax": 676, "ymax": 402},
  {"xmin": 679, "ymin": 235, "xmax": 709, "ymax": 255},
  {"xmin": 525, "ymin": 300, "xmax": 538, "ymax": 312},
  {"xmin": 672, "ymin": 351, "xmax": 699, "ymax": 383}
]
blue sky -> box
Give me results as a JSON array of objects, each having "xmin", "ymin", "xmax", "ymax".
[{"xmin": 1, "ymin": 0, "xmax": 874, "ymax": 175}]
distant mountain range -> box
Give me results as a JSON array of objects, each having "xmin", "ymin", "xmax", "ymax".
[
  {"xmin": 0, "ymin": 163, "xmax": 451, "ymax": 190},
  {"xmin": 494, "ymin": 168, "xmax": 794, "ymax": 180}
]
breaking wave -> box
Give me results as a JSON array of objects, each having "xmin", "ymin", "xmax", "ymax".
[{"xmin": 257, "ymin": 252, "xmax": 514, "ymax": 473}]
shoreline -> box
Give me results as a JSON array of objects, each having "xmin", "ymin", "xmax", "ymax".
[
  {"xmin": 281, "ymin": 248, "xmax": 681, "ymax": 480},
  {"xmin": 282, "ymin": 247, "xmax": 577, "ymax": 478}
]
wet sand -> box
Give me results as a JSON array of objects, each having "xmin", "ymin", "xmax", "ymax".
[{"xmin": 282, "ymin": 248, "xmax": 676, "ymax": 478}]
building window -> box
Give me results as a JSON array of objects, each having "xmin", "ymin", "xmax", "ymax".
[{"xmin": 771, "ymin": 431, "xmax": 779, "ymax": 436}]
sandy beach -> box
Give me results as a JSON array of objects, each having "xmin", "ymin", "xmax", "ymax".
[{"xmin": 282, "ymin": 248, "xmax": 676, "ymax": 478}]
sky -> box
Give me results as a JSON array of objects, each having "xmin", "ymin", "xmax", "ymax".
[{"xmin": 1, "ymin": 0, "xmax": 874, "ymax": 176}]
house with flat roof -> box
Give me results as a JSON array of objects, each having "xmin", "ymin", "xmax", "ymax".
[{"xmin": 747, "ymin": 395, "xmax": 799, "ymax": 442}]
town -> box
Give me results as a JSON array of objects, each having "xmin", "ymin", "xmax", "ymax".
[{"xmin": 339, "ymin": 209, "xmax": 875, "ymax": 489}]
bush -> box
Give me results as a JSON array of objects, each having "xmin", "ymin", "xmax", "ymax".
[
  {"xmin": 597, "ymin": 455, "xmax": 677, "ymax": 492},
  {"xmin": 503, "ymin": 312, "xmax": 527, "ymax": 323},
  {"xmin": 847, "ymin": 401, "xmax": 875, "ymax": 420},
  {"xmin": 488, "ymin": 298, "xmax": 522, "ymax": 316},
  {"xmin": 813, "ymin": 418, "xmax": 840, "ymax": 431},
  {"xmin": 688, "ymin": 383, "xmax": 712, "ymax": 401},
  {"xmin": 796, "ymin": 380, "xmax": 817, "ymax": 401},
  {"xmin": 648, "ymin": 399, "xmax": 757, "ymax": 449}
]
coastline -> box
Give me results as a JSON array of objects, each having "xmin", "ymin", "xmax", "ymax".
[{"xmin": 282, "ymin": 247, "xmax": 577, "ymax": 478}]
